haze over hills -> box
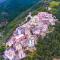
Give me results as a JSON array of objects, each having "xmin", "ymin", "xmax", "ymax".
[
  {"xmin": 0, "ymin": 0, "xmax": 6, "ymax": 4},
  {"xmin": 0, "ymin": 0, "xmax": 40, "ymax": 21}
]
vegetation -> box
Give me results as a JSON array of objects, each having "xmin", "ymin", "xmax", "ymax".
[
  {"xmin": 37, "ymin": 23, "xmax": 60, "ymax": 60},
  {"xmin": 0, "ymin": 0, "xmax": 60, "ymax": 60},
  {"xmin": 24, "ymin": 23, "xmax": 60, "ymax": 60},
  {"xmin": 0, "ymin": 0, "xmax": 42, "ymax": 45},
  {"xmin": 24, "ymin": 0, "xmax": 60, "ymax": 60},
  {"xmin": 0, "ymin": 44, "xmax": 6, "ymax": 53},
  {"xmin": 48, "ymin": 0, "xmax": 60, "ymax": 20}
]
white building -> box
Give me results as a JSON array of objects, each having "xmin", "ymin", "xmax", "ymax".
[
  {"xmin": 28, "ymin": 39, "xmax": 35, "ymax": 48},
  {"xmin": 4, "ymin": 49, "xmax": 15, "ymax": 60},
  {"xmin": 18, "ymin": 50, "xmax": 26, "ymax": 59}
]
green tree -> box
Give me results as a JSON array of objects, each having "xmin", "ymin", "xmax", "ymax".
[{"xmin": 36, "ymin": 22, "xmax": 60, "ymax": 60}]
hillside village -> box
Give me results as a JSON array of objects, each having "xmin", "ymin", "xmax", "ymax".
[{"xmin": 3, "ymin": 12, "xmax": 57, "ymax": 60}]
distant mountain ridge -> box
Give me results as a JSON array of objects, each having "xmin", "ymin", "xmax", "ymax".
[
  {"xmin": 0, "ymin": 0, "xmax": 6, "ymax": 4},
  {"xmin": 0, "ymin": 0, "xmax": 40, "ymax": 21}
]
